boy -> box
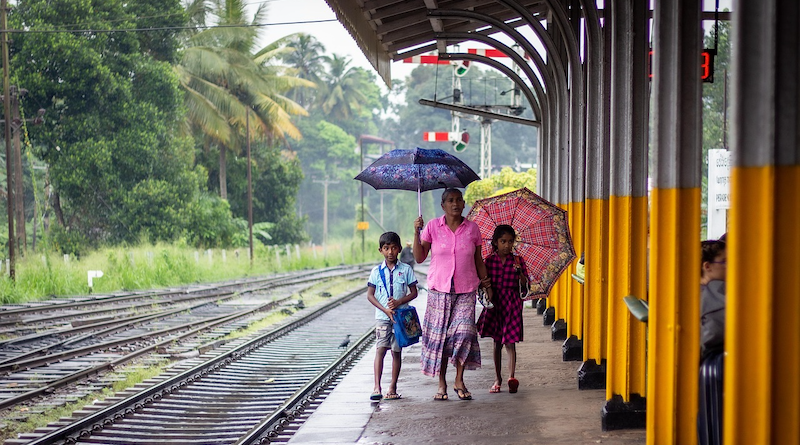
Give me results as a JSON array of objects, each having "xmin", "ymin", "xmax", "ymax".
[{"xmin": 367, "ymin": 232, "xmax": 418, "ymax": 401}]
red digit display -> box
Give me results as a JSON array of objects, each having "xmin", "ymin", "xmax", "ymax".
[
  {"xmin": 648, "ymin": 49, "xmax": 715, "ymax": 83},
  {"xmin": 701, "ymin": 49, "xmax": 716, "ymax": 83}
]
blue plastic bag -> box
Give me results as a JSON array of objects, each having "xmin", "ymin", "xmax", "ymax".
[{"xmin": 393, "ymin": 306, "xmax": 421, "ymax": 348}]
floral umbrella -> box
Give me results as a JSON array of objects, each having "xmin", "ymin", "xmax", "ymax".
[
  {"xmin": 354, "ymin": 147, "xmax": 480, "ymax": 215},
  {"xmin": 466, "ymin": 187, "xmax": 576, "ymax": 299}
]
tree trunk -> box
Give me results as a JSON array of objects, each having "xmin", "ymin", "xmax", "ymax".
[
  {"xmin": 53, "ymin": 191, "xmax": 65, "ymax": 227},
  {"xmin": 219, "ymin": 145, "xmax": 227, "ymax": 200}
]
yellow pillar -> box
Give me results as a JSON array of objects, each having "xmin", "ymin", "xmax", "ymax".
[
  {"xmin": 724, "ymin": 1, "xmax": 800, "ymax": 443},
  {"xmin": 606, "ymin": 195, "xmax": 648, "ymax": 401},
  {"xmin": 725, "ymin": 166, "xmax": 800, "ymax": 444},
  {"xmin": 583, "ymin": 198, "xmax": 609, "ymax": 363},
  {"xmin": 647, "ymin": 0, "xmax": 702, "ymax": 443},
  {"xmin": 603, "ymin": 0, "xmax": 650, "ymax": 428},
  {"xmin": 647, "ymin": 188, "xmax": 700, "ymax": 444},
  {"xmin": 567, "ymin": 200, "xmax": 585, "ymax": 340}
]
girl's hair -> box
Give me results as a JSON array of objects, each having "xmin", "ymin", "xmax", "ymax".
[
  {"xmin": 701, "ymin": 240, "xmax": 726, "ymax": 276},
  {"xmin": 440, "ymin": 187, "xmax": 462, "ymax": 204},
  {"xmin": 491, "ymin": 224, "xmax": 516, "ymax": 251}
]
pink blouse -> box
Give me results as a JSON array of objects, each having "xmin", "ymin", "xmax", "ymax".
[{"xmin": 420, "ymin": 214, "xmax": 483, "ymax": 294}]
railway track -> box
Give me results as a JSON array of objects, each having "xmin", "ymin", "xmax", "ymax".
[
  {"xmin": 0, "ymin": 266, "xmax": 369, "ymax": 414},
  {"xmin": 7, "ymin": 284, "xmax": 375, "ymax": 445},
  {"xmin": 0, "ymin": 267, "xmax": 357, "ymax": 338}
]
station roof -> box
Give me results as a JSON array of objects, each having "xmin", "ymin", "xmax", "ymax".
[
  {"xmin": 322, "ymin": 0, "xmax": 733, "ymax": 87},
  {"xmin": 322, "ymin": 0, "xmax": 547, "ymax": 86}
]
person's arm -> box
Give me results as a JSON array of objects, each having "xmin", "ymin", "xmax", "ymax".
[
  {"xmin": 474, "ymin": 247, "xmax": 493, "ymax": 301},
  {"xmin": 413, "ymin": 216, "xmax": 431, "ymax": 263},
  {"xmin": 518, "ymin": 257, "xmax": 529, "ymax": 285},
  {"xmin": 367, "ymin": 285, "xmax": 394, "ymax": 322},
  {"xmin": 395, "ymin": 283, "xmax": 418, "ymax": 306}
]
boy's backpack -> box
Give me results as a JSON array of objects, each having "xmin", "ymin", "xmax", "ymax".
[{"xmin": 393, "ymin": 306, "xmax": 421, "ymax": 348}]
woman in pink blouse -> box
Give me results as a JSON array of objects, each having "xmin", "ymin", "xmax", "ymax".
[{"xmin": 413, "ymin": 188, "xmax": 492, "ymax": 401}]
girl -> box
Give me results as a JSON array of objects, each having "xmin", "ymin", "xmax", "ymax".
[{"xmin": 477, "ymin": 224, "xmax": 528, "ymax": 394}]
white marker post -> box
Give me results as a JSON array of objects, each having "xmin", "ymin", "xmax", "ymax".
[{"xmin": 88, "ymin": 270, "xmax": 104, "ymax": 291}]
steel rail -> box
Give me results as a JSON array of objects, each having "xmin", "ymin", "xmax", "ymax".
[
  {"xmin": 236, "ymin": 328, "xmax": 375, "ymax": 444},
  {"xmin": 0, "ymin": 295, "xmax": 295, "ymax": 411},
  {"xmin": 22, "ymin": 286, "xmax": 367, "ymax": 445}
]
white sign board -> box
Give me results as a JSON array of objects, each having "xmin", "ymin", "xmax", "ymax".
[
  {"xmin": 708, "ymin": 149, "xmax": 731, "ymax": 210},
  {"xmin": 707, "ymin": 149, "xmax": 731, "ymax": 239}
]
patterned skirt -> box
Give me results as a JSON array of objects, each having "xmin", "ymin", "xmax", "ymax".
[{"xmin": 420, "ymin": 289, "xmax": 481, "ymax": 377}]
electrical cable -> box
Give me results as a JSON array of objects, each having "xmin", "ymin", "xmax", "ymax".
[{"xmin": 3, "ymin": 18, "xmax": 338, "ymax": 34}]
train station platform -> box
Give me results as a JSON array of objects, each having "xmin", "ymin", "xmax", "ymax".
[{"xmin": 288, "ymin": 290, "xmax": 647, "ymax": 445}]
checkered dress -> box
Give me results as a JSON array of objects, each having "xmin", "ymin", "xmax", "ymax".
[{"xmin": 477, "ymin": 252, "xmax": 525, "ymax": 344}]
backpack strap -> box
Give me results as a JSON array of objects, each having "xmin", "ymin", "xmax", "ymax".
[{"xmin": 379, "ymin": 266, "xmax": 394, "ymax": 298}]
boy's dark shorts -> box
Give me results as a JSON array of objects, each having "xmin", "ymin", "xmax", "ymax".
[{"xmin": 375, "ymin": 320, "xmax": 401, "ymax": 352}]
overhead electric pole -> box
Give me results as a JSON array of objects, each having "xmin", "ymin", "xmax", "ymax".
[
  {"xmin": 313, "ymin": 178, "xmax": 339, "ymax": 245},
  {"xmin": 1, "ymin": 0, "xmax": 15, "ymax": 281},
  {"xmin": 246, "ymin": 109, "xmax": 253, "ymax": 265}
]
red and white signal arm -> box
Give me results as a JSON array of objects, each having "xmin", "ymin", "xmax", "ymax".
[
  {"xmin": 422, "ymin": 131, "xmax": 470, "ymax": 152},
  {"xmin": 423, "ymin": 132, "xmax": 450, "ymax": 142}
]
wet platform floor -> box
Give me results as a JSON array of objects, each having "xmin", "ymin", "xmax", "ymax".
[{"xmin": 289, "ymin": 292, "xmax": 646, "ymax": 445}]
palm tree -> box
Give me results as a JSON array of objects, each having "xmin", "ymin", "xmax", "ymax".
[
  {"xmin": 176, "ymin": 0, "xmax": 312, "ymax": 199},
  {"xmin": 281, "ymin": 33, "xmax": 326, "ymax": 108},
  {"xmin": 319, "ymin": 54, "xmax": 369, "ymax": 122}
]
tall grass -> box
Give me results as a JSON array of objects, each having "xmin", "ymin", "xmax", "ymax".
[{"xmin": 0, "ymin": 238, "xmax": 382, "ymax": 305}]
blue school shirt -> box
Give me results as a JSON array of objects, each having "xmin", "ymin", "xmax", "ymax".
[{"xmin": 367, "ymin": 261, "xmax": 417, "ymax": 321}]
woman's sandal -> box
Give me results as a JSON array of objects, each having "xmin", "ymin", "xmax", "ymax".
[
  {"xmin": 384, "ymin": 392, "xmax": 401, "ymax": 400},
  {"xmin": 453, "ymin": 387, "xmax": 473, "ymax": 400},
  {"xmin": 508, "ymin": 377, "xmax": 519, "ymax": 393},
  {"xmin": 433, "ymin": 392, "xmax": 448, "ymax": 401},
  {"xmin": 489, "ymin": 384, "xmax": 501, "ymax": 393}
]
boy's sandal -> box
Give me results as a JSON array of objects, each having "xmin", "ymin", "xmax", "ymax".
[
  {"xmin": 370, "ymin": 391, "xmax": 383, "ymax": 401},
  {"xmin": 433, "ymin": 392, "xmax": 448, "ymax": 401},
  {"xmin": 508, "ymin": 377, "xmax": 519, "ymax": 393},
  {"xmin": 384, "ymin": 392, "xmax": 401, "ymax": 400},
  {"xmin": 453, "ymin": 387, "xmax": 473, "ymax": 400},
  {"xmin": 489, "ymin": 384, "xmax": 501, "ymax": 393}
]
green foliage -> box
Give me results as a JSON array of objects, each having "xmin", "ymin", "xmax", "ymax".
[
  {"xmin": 10, "ymin": 0, "xmax": 201, "ymax": 246},
  {"xmin": 280, "ymin": 33, "xmax": 326, "ymax": 108},
  {"xmin": 120, "ymin": 179, "xmax": 188, "ymax": 243},
  {"xmin": 50, "ymin": 224, "xmax": 92, "ymax": 258},
  {"xmin": 126, "ymin": 0, "xmax": 187, "ymax": 62},
  {"xmin": 224, "ymin": 143, "xmax": 306, "ymax": 245},
  {"xmin": 0, "ymin": 240, "xmax": 372, "ymax": 305},
  {"xmin": 464, "ymin": 167, "xmax": 538, "ymax": 205},
  {"xmin": 292, "ymin": 118, "xmax": 360, "ymax": 243},
  {"xmin": 183, "ymin": 193, "xmax": 241, "ymax": 247}
]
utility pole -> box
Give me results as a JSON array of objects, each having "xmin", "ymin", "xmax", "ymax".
[
  {"xmin": 0, "ymin": 88, "xmax": 45, "ymax": 257},
  {"xmin": 1, "ymin": 0, "xmax": 15, "ymax": 280},
  {"xmin": 313, "ymin": 178, "xmax": 339, "ymax": 245},
  {"xmin": 246, "ymin": 109, "xmax": 253, "ymax": 265},
  {"xmin": 11, "ymin": 86, "xmax": 22, "ymax": 252}
]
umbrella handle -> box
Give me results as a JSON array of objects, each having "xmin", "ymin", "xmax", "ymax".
[{"xmin": 417, "ymin": 166, "xmax": 422, "ymax": 217}]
